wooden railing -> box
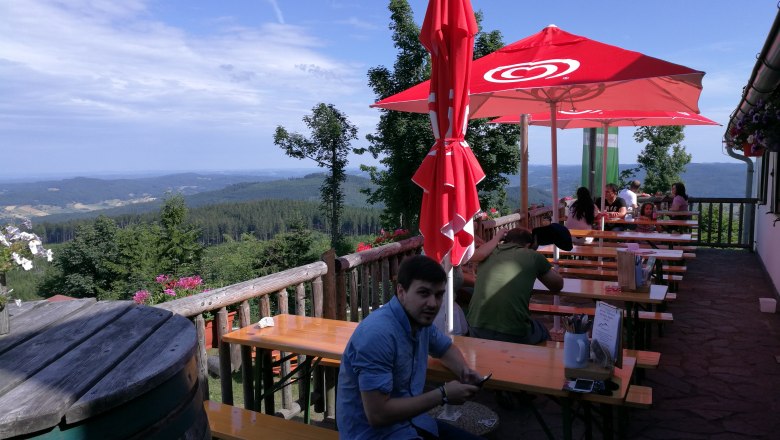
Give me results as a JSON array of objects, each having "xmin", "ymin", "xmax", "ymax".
[
  {"xmin": 638, "ymin": 196, "xmax": 757, "ymax": 248},
  {"xmin": 688, "ymin": 197, "xmax": 757, "ymax": 248},
  {"xmin": 475, "ymin": 205, "xmax": 559, "ymax": 240}
]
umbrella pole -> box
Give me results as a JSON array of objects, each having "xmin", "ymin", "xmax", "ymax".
[
  {"xmin": 520, "ymin": 114, "xmax": 529, "ymax": 227},
  {"xmin": 600, "ymin": 122, "xmax": 610, "ymax": 237},
  {"xmin": 445, "ymin": 263, "xmax": 454, "ymax": 335},
  {"xmin": 549, "ymin": 102, "xmax": 561, "ymax": 333}
]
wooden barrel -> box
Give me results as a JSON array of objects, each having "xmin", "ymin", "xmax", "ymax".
[{"xmin": 1, "ymin": 300, "xmax": 210, "ymax": 439}]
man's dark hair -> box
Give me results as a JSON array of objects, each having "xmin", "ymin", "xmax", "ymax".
[
  {"xmin": 396, "ymin": 255, "xmax": 446, "ymax": 292},
  {"xmin": 606, "ymin": 183, "xmax": 619, "ymax": 194},
  {"xmin": 504, "ymin": 227, "xmax": 534, "ymax": 246}
]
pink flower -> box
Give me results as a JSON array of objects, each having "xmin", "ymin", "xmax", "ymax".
[
  {"xmin": 155, "ymin": 274, "xmax": 169, "ymax": 284},
  {"xmin": 176, "ymin": 275, "xmax": 203, "ymax": 290},
  {"xmin": 164, "ymin": 289, "xmax": 176, "ymax": 296},
  {"xmin": 133, "ymin": 290, "xmax": 151, "ymax": 304},
  {"xmin": 356, "ymin": 242, "xmax": 372, "ymax": 252}
]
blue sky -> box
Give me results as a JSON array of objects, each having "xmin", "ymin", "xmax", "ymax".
[{"xmin": 0, "ymin": 0, "xmax": 775, "ymax": 178}]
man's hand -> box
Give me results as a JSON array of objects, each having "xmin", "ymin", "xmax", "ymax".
[
  {"xmin": 459, "ymin": 367, "xmax": 483, "ymax": 385},
  {"xmin": 443, "ymin": 381, "xmax": 479, "ymax": 405}
]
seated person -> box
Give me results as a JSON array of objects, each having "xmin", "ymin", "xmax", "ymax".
[
  {"xmin": 635, "ymin": 202, "xmax": 661, "ymax": 233},
  {"xmin": 598, "ymin": 183, "xmax": 628, "ymax": 231},
  {"xmin": 565, "ymin": 186, "xmax": 600, "ymax": 244},
  {"xmin": 466, "ymin": 228, "xmax": 564, "ymax": 346},
  {"xmin": 667, "ymin": 182, "xmax": 690, "ymax": 233},
  {"xmin": 337, "ymin": 255, "xmax": 484, "ymax": 440}
]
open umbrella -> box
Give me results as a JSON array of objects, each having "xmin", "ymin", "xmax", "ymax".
[
  {"xmin": 416, "ymin": 0, "xmax": 483, "ymax": 333},
  {"xmin": 373, "ymin": 25, "xmax": 705, "ymax": 224},
  {"xmin": 492, "ymin": 110, "xmax": 720, "ymax": 214}
]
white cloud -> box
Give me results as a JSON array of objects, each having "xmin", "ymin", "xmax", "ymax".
[{"xmin": 0, "ymin": 0, "xmax": 373, "ymax": 155}]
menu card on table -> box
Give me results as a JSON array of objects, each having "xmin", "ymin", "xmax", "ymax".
[{"xmin": 592, "ymin": 301, "xmax": 623, "ymax": 369}]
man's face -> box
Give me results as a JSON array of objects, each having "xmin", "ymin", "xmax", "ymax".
[
  {"xmin": 397, "ymin": 279, "xmax": 445, "ymax": 328},
  {"xmin": 605, "ymin": 188, "xmax": 617, "ymax": 202}
]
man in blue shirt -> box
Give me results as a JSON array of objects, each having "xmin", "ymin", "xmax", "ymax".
[{"xmin": 337, "ymin": 255, "xmax": 484, "ymax": 439}]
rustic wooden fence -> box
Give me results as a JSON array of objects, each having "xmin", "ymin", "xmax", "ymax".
[{"xmin": 154, "ymin": 206, "xmax": 558, "ymax": 418}]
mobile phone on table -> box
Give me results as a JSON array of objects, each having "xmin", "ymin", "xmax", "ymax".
[
  {"xmin": 570, "ymin": 378, "xmax": 595, "ymax": 393},
  {"xmin": 476, "ymin": 372, "xmax": 493, "ymax": 387}
]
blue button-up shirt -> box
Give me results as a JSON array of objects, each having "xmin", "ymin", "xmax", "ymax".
[{"xmin": 336, "ymin": 296, "xmax": 453, "ymax": 439}]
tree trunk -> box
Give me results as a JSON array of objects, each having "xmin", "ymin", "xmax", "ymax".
[{"xmin": 0, "ymin": 272, "xmax": 9, "ymax": 335}]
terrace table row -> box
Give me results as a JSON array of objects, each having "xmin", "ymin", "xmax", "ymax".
[{"xmin": 222, "ymin": 314, "xmax": 637, "ymax": 440}]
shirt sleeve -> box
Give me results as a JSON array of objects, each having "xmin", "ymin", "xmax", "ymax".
[
  {"xmin": 427, "ymin": 325, "xmax": 453, "ymax": 358},
  {"xmin": 347, "ymin": 328, "xmax": 396, "ymax": 394},
  {"xmin": 535, "ymin": 251, "xmax": 553, "ymax": 276}
]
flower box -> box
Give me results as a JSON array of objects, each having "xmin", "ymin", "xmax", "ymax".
[{"xmin": 204, "ymin": 311, "xmax": 237, "ymax": 348}]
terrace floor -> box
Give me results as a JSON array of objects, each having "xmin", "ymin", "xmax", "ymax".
[
  {"xmin": 305, "ymin": 248, "xmax": 779, "ymax": 439},
  {"xmin": 471, "ymin": 248, "xmax": 780, "ymax": 439}
]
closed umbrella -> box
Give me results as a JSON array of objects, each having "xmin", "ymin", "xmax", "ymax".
[{"xmin": 416, "ymin": 0, "xmax": 483, "ymax": 334}]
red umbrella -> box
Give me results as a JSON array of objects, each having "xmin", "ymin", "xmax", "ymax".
[
  {"xmin": 415, "ymin": 0, "xmax": 484, "ymax": 267},
  {"xmin": 492, "ymin": 110, "xmax": 720, "ymax": 213},
  {"xmin": 373, "ymin": 25, "xmax": 705, "ymax": 225}
]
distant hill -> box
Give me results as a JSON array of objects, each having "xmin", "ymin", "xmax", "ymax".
[
  {"xmin": 1, "ymin": 162, "xmax": 750, "ymax": 224},
  {"xmin": 26, "ymin": 173, "xmax": 378, "ymax": 224}
]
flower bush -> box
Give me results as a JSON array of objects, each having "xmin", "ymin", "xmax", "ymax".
[
  {"xmin": 1, "ymin": 219, "xmax": 53, "ymax": 309},
  {"xmin": 729, "ymin": 91, "xmax": 780, "ymax": 154},
  {"xmin": 133, "ymin": 274, "xmax": 207, "ymax": 306},
  {"xmin": 476, "ymin": 208, "xmax": 501, "ymax": 220},
  {"xmin": 355, "ymin": 228, "xmax": 411, "ymax": 252}
]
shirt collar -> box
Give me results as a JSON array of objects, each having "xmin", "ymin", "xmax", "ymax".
[{"xmin": 387, "ymin": 296, "xmax": 414, "ymax": 337}]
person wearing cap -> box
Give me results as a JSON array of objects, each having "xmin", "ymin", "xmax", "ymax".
[{"xmin": 466, "ymin": 227, "xmax": 564, "ymax": 346}]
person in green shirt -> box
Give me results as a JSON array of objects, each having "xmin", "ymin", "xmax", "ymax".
[{"xmin": 466, "ymin": 227, "xmax": 564, "ymax": 345}]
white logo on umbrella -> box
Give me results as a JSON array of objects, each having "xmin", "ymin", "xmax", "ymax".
[
  {"xmin": 559, "ymin": 110, "xmax": 601, "ymax": 115},
  {"xmin": 483, "ymin": 59, "xmax": 580, "ymax": 83}
]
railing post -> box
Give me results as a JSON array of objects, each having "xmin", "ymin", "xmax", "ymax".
[
  {"xmin": 275, "ymin": 289, "xmax": 293, "ymax": 412},
  {"xmin": 321, "ymin": 249, "xmax": 337, "ymax": 320},
  {"xmin": 238, "ymin": 301, "xmax": 254, "ymax": 410},
  {"xmin": 193, "ymin": 314, "xmax": 209, "ymax": 402},
  {"xmin": 217, "ymin": 307, "xmax": 233, "ymax": 405}
]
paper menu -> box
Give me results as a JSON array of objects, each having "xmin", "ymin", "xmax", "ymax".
[{"xmin": 592, "ymin": 301, "xmax": 623, "ymax": 368}]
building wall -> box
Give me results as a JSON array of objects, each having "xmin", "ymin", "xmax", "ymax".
[{"xmin": 755, "ymin": 151, "xmax": 780, "ymax": 295}]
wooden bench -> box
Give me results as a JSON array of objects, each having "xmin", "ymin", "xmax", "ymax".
[
  {"xmin": 624, "ymin": 385, "xmax": 653, "ymax": 408},
  {"xmin": 529, "ymin": 303, "xmax": 672, "ymax": 324},
  {"xmin": 555, "ymin": 266, "xmax": 683, "ymax": 285},
  {"xmin": 205, "ymin": 400, "xmax": 339, "ymax": 440},
  {"xmin": 551, "ymin": 258, "xmax": 686, "ymax": 274}
]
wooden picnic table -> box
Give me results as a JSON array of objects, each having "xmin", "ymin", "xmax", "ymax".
[
  {"xmin": 533, "ymin": 278, "xmax": 669, "ymax": 349},
  {"xmin": 656, "ymin": 210, "xmax": 699, "ymax": 217},
  {"xmin": 537, "ymin": 244, "xmax": 684, "ymax": 261},
  {"xmin": 223, "ymin": 314, "xmax": 637, "ymax": 440},
  {"xmin": 569, "ymin": 229, "xmax": 694, "ymax": 245},
  {"xmin": 0, "ymin": 299, "xmax": 208, "ymax": 439},
  {"xmin": 605, "ymin": 218, "xmax": 698, "ymax": 227}
]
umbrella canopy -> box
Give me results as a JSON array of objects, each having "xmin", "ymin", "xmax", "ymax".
[
  {"xmin": 493, "ymin": 110, "xmax": 719, "ymax": 129},
  {"xmin": 492, "ymin": 110, "xmax": 720, "ymax": 214},
  {"xmin": 415, "ymin": 0, "xmax": 483, "ymax": 267},
  {"xmin": 373, "ymin": 24, "xmax": 705, "ymax": 225},
  {"xmin": 372, "ymin": 25, "xmax": 705, "ymax": 118}
]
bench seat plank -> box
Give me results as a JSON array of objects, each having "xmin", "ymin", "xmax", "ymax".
[{"xmin": 205, "ymin": 401, "xmax": 338, "ymax": 440}]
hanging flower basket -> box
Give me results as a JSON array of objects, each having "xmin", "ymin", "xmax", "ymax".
[{"xmin": 742, "ymin": 141, "xmax": 765, "ymax": 157}]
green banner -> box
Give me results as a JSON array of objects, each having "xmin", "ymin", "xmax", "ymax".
[{"xmin": 581, "ymin": 127, "xmax": 619, "ymax": 194}]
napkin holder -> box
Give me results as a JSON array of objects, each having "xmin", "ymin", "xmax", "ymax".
[{"xmin": 616, "ymin": 249, "xmax": 651, "ymax": 293}]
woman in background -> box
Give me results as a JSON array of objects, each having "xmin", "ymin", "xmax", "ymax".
[
  {"xmin": 668, "ymin": 182, "xmax": 690, "ymax": 233},
  {"xmin": 670, "ymin": 182, "xmax": 689, "ymax": 212},
  {"xmin": 565, "ymin": 187, "xmax": 600, "ymax": 244}
]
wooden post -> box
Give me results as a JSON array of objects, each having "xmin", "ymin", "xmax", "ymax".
[
  {"xmin": 276, "ymin": 289, "xmax": 293, "ymax": 410},
  {"xmin": 321, "ymin": 249, "xmax": 336, "ymax": 320},
  {"xmin": 217, "ymin": 307, "xmax": 233, "ymax": 405},
  {"xmin": 238, "ymin": 301, "xmax": 254, "ymax": 410},
  {"xmin": 193, "ymin": 314, "xmax": 209, "ymax": 402}
]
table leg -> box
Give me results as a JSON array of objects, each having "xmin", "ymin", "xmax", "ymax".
[
  {"xmin": 261, "ymin": 349, "xmax": 274, "ymax": 415},
  {"xmin": 562, "ymin": 397, "xmax": 573, "ymax": 440},
  {"xmin": 301, "ymin": 357, "xmax": 313, "ymax": 424}
]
